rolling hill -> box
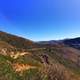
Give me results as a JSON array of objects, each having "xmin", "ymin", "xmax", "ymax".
[
  {"xmin": 0, "ymin": 31, "xmax": 80, "ymax": 80},
  {"xmin": 0, "ymin": 31, "xmax": 38, "ymax": 50}
]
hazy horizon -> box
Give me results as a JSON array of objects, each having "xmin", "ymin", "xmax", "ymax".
[
  {"xmin": 0, "ymin": 0, "xmax": 80, "ymax": 41},
  {"xmin": 0, "ymin": 30, "xmax": 80, "ymax": 42}
]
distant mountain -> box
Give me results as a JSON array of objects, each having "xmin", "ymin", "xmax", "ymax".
[
  {"xmin": 38, "ymin": 37, "xmax": 80, "ymax": 50},
  {"xmin": 38, "ymin": 40, "xmax": 57, "ymax": 44},
  {"xmin": 63, "ymin": 37, "xmax": 80, "ymax": 49}
]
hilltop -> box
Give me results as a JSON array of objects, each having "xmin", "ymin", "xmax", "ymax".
[{"xmin": 0, "ymin": 31, "xmax": 38, "ymax": 50}]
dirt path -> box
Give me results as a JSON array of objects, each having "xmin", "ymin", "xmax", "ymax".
[{"xmin": 12, "ymin": 63, "xmax": 36, "ymax": 72}]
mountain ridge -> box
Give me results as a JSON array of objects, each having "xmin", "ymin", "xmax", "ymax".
[
  {"xmin": 38, "ymin": 37, "xmax": 80, "ymax": 50},
  {"xmin": 0, "ymin": 31, "xmax": 38, "ymax": 51}
]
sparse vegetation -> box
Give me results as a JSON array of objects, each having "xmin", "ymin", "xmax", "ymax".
[{"xmin": 0, "ymin": 31, "xmax": 80, "ymax": 80}]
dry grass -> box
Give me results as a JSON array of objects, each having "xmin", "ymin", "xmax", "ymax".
[
  {"xmin": 12, "ymin": 63, "xmax": 36, "ymax": 73},
  {"xmin": 40, "ymin": 63, "xmax": 79, "ymax": 80}
]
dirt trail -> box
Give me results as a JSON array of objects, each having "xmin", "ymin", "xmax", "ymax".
[
  {"xmin": 12, "ymin": 63, "xmax": 36, "ymax": 72},
  {"xmin": 11, "ymin": 52, "xmax": 31, "ymax": 59}
]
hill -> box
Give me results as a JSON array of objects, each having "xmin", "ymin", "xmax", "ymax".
[
  {"xmin": 0, "ymin": 31, "xmax": 38, "ymax": 50},
  {"xmin": 0, "ymin": 31, "xmax": 80, "ymax": 80},
  {"xmin": 63, "ymin": 38, "xmax": 80, "ymax": 50},
  {"xmin": 38, "ymin": 37, "xmax": 80, "ymax": 50}
]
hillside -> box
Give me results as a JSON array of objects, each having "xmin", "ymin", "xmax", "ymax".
[
  {"xmin": 63, "ymin": 38, "xmax": 80, "ymax": 50},
  {"xmin": 0, "ymin": 31, "xmax": 38, "ymax": 50},
  {"xmin": 38, "ymin": 37, "xmax": 80, "ymax": 50},
  {"xmin": 0, "ymin": 31, "xmax": 80, "ymax": 80}
]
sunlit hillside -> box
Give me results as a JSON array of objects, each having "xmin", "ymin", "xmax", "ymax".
[{"xmin": 0, "ymin": 31, "xmax": 80, "ymax": 80}]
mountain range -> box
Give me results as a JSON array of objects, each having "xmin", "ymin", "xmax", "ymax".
[
  {"xmin": 0, "ymin": 31, "xmax": 80, "ymax": 80},
  {"xmin": 38, "ymin": 37, "xmax": 80, "ymax": 49}
]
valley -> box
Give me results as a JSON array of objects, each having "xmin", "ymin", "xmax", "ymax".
[{"xmin": 0, "ymin": 31, "xmax": 80, "ymax": 80}]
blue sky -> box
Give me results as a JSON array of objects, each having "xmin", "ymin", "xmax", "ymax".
[{"xmin": 0, "ymin": 0, "xmax": 80, "ymax": 41}]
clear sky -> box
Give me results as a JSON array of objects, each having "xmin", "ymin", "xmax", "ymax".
[{"xmin": 0, "ymin": 0, "xmax": 80, "ymax": 41}]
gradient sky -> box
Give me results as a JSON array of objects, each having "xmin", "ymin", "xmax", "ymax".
[{"xmin": 0, "ymin": 0, "xmax": 80, "ymax": 41}]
